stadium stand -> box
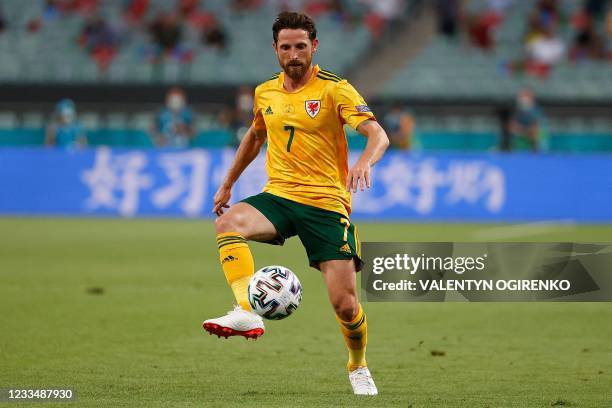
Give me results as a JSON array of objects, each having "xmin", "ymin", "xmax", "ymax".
[
  {"xmin": 0, "ymin": 0, "xmax": 610, "ymax": 151},
  {"xmin": 376, "ymin": 0, "xmax": 612, "ymax": 151},
  {"xmin": 0, "ymin": 0, "xmax": 383, "ymax": 84},
  {"xmin": 381, "ymin": 0, "xmax": 612, "ymax": 102}
]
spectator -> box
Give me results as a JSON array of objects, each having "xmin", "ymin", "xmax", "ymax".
[
  {"xmin": 570, "ymin": 3, "xmax": 606, "ymax": 61},
  {"xmin": 43, "ymin": 0, "xmax": 61, "ymax": 21},
  {"xmin": 152, "ymin": 88, "xmax": 194, "ymax": 148},
  {"xmin": 368, "ymin": 0, "xmax": 403, "ymax": 21},
  {"xmin": 525, "ymin": 0, "xmax": 560, "ymax": 45},
  {"xmin": 606, "ymin": 6, "xmax": 612, "ymax": 58},
  {"xmin": 178, "ymin": 0, "xmax": 199, "ymax": 19},
  {"xmin": 202, "ymin": 17, "xmax": 228, "ymax": 52},
  {"xmin": 79, "ymin": 15, "xmax": 119, "ymax": 70},
  {"xmin": 235, "ymin": 85, "xmax": 253, "ymax": 128},
  {"xmin": 26, "ymin": 18, "xmax": 42, "ymax": 33},
  {"xmin": 0, "ymin": 9, "xmax": 6, "ymax": 34},
  {"xmin": 149, "ymin": 12, "xmax": 182, "ymax": 53},
  {"xmin": 466, "ymin": 11, "xmax": 502, "ymax": 50},
  {"xmin": 180, "ymin": 1, "xmax": 216, "ymax": 32},
  {"xmin": 328, "ymin": 0, "xmax": 351, "ymax": 25},
  {"xmin": 497, "ymin": 106, "xmax": 514, "ymax": 152},
  {"xmin": 531, "ymin": 0, "xmax": 560, "ymax": 29},
  {"xmin": 504, "ymin": 1, "xmax": 566, "ymax": 78},
  {"xmin": 382, "ymin": 104, "xmax": 415, "ymax": 150},
  {"xmin": 571, "ymin": 17, "xmax": 604, "ymax": 60},
  {"xmin": 305, "ymin": 0, "xmax": 331, "ymax": 18},
  {"xmin": 44, "ymin": 0, "xmax": 97, "ymax": 18},
  {"xmin": 72, "ymin": 0, "xmax": 98, "ymax": 16},
  {"xmin": 124, "ymin": 0, "xmax": 149, "ymax": 24},
  {"xmin": 463, "ymin": 0, "xmax": 509, "ymax": 50},
  {"xmin": 584, "ymin": 0, "xmax": 608, "ymax": 20},
  {"xmin": 436, "ymin": 0, "xmax": 461, "ymax": 38},
  {"xmin": 46, "ymin": 99, "xmax": 87, "ymax": 149},
  {"xmin": 509, "ymin": 89, "xmax": 542, "ymax": 152},
  {"xmin": 362, "ymin": 0, "xmax": 404, "ymax": 37},
  {"xmin": 215, "ymin": 86, "xmax": 253, "ymax": 147},
  {"xmin": 525, "ymin": 24, "xmax": 565, "ymax": 76}
]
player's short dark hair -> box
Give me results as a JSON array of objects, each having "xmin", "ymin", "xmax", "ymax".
[{"xmin": 272, "ymin": 12, "xmax": 317, "ymax": 43}]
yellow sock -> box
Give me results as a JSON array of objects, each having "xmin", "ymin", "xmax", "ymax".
[
  {"xmin": 217, "ymin": 232, "xmax": 254, "ymax": 311},
  {"xmin": 336, "ymin": 303, "xmax": 368, "ymax": 371}
]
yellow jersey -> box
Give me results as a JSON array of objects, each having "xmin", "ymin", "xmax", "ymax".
[{"xmin": 251, "ymin": 64, "xmax": 375, "ymax": 217}]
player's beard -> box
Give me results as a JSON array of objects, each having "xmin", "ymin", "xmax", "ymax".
[{"xmin": 283, "ymin": 59, "xmax": 310, "ymax": 82}]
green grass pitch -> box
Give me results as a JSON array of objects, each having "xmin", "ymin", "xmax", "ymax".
[{"xmin": 1, "ymin": 218, "xmax": 611, "ymax": 407}]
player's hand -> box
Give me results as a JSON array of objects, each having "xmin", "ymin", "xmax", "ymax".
[
  {"xmin": 212, "ymin": 184, "xmax": 232, "ymax": 216},
  {"xmin": 346, "ymin": 160, "xmax": 371, "ymax": 193}
]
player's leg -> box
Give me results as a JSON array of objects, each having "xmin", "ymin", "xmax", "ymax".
[
  {"xmin": 288, "ymin": 200, "xmax": 377, "ymax": 395},
  {"xmin": 320, "ymin": 259, "xmax": 364, "ymax": 366},
  {"xmin": 214, "ymin": 202, "xmax": 278, "ymax": 311},
  {"xmin": 204, "ymin": 193, "xmax": 296, "ymax": 339},
  {"xmin": 319, "ymin": 260, "xmax": 367, "ymax": 366},
  {"xmin": 203, "ymin": 202, "xmax": 278, "ymax": 339},
  {"xmin": 320, "ymin": 259, "xmax": 377, "ymax": 395}
]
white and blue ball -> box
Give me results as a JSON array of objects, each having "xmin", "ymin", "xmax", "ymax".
[{"xmin": 248, "ymin": 266, "xmax": 302, "ymax": 320}]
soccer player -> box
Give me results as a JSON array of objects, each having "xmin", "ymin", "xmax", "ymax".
[{"xmin": 203, "ymin": 12, "xmax": 389, "ymax": 396}]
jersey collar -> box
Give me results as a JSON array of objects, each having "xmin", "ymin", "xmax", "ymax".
[{"xmin": 278, "ymin": 65, "xmax": 321, "ymax": 93}]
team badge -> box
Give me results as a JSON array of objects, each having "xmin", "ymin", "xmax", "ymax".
[{"xmin": 305, "ymin": 100, "xmax": 321, "ymax": 118}]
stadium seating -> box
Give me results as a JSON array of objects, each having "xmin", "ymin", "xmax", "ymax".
[
  {"xmin": 381, "ymin": 0, "xmax": 612, "ymax": 102},
  {"xmin": 1, "ymin": 1, "xmax": 610, "ymax": 152},
  {"xmin": 0, "ymin": 0, "xmax": 373, "ymax": 84}
]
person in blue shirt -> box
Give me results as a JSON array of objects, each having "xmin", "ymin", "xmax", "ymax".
[
  {"xmin": 152, "ymin": 87, "xmax": 194, "ymax": 148},
  {"xmin": 510, "ymin": 88, "xmax": 542, "ymax": 152},
  {"xmin": 45, "ymin": 99, "xmax": 87, "ymax": 149},
  {"xmin": 382, "ymin": 103, "xmax": 416, "ymax": 150}
]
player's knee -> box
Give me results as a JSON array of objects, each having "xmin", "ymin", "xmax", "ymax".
[
  {"xmin": 215, "ymin": 213, "xmax": 246, "ymax": 235},
  {"xmin": 332, "ymin": 296, "xmax": 358, "ymax": 321}
]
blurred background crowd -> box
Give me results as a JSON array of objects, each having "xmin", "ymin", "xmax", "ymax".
[{"xmin": 0, "ymin": 0, "xmax": 610, "ymax": 153}]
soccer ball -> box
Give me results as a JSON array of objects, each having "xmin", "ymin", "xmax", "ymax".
[{"xmin": 248, "ymin": 265, "xmax": 302, "ymax": 320}]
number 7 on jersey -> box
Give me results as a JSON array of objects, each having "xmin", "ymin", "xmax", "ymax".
[{"xmin": 283, "ymin": 125, "xmax": 295, "ymax": 152}]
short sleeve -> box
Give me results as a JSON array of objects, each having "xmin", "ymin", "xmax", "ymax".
[
  {"xmin": 334, "ymin": 81, "xmax": 376, "ymax": 130},
  {"xmin": 251, "ymin": 87, "xmax": 266, "ymax": 132}
]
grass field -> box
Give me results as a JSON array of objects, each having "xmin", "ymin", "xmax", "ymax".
[{"xmin": 1, "ymin": 218, "xmax": 611, "ymax": 407}]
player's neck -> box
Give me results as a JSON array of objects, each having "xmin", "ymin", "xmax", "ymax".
[{"xmin": 283, "ymin": 65, "xmax": 314, "ymax": 92}]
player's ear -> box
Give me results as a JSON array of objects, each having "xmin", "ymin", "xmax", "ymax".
[{"xmin": 312, "ymin": 38, "xmax": 319, "ymax": 53}]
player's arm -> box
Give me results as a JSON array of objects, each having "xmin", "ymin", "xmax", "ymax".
[
  {"xmin": 346, "ymin": 119, "xmax": 389, "ymax": 193},
  {"xmin": 334, "ymin": 80, "xmax": 390, "ymax": 192},
  {"xmin": 212, "ymin": 125, "xmax": 267, "ymax": 215}
]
